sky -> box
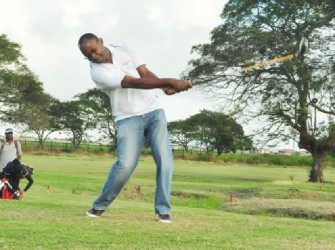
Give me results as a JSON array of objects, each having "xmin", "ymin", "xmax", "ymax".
[{"xmin": 0, "ymin": 0, "xmax": 228, "ymax": 122}]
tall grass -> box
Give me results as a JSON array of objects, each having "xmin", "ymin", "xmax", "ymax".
[
  {"xmin": 20, "ymin": 140, "xmax": 335, "ymax": 167},
  {"xmin": 174, "ymin": 151, "xmax": 335, "ymax": 167}
]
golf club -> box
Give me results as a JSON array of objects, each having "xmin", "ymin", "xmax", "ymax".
[{"xmin": 243, "ymin": 37, "xmax": 308, "ymax": 71}]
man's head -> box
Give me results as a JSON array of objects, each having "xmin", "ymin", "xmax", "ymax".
[
  {"xmin": 5, "ymin": 127, "xmax": 13, "ymax": 140},
  {"xmin": 78, "ymin": 33, "xmax": 109, "ymax": 63}
]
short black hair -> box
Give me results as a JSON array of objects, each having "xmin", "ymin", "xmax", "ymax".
[{"xmin": 78, "ymin": 33, "xmax": 98, "ymax": 46}]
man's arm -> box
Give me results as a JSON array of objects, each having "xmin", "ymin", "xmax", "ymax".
[
  {"xmin": 16, "ymin": 141, "xmax": 22, "ymax": 161},
  {"xmin": 121, "ymin": 65, "xmax": 192, "ymax": 93},
  {"xmin": 23, "ymin": 174, "xmax": 34, "ymax": 192},
  {"xmin": 136, "ymin": 66, "xmax": 178, "ymax": 95},
  {"xmin": 137, "ymin": 65, "xmax": 158, "ymax": 78}
]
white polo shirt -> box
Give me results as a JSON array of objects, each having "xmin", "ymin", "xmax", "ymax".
[{"xmin": 89, "ymin": 41, "xmax": 162, "ymax": 121}]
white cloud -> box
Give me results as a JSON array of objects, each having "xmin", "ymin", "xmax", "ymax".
[{"xmin": 0, "ymin": 0, "xmax": 227, "ymax": 121}]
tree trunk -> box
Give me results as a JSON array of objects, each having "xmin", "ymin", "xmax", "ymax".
[{"xmin": 309, "ymin": 152, "xmax": 326, "ymax": 182}]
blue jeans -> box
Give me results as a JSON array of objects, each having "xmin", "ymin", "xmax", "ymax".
[{"xmin": 92, "ymin": 109, "xmax": 173, "ymax": 215}]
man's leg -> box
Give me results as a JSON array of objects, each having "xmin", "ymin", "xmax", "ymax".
[
  {"xmin": 145, "ymin": 109, "xmax": 173, "ymax": 216},
  {"xmin": 91, "ymin": 116, "xmax": 145, "ymax": 212}
]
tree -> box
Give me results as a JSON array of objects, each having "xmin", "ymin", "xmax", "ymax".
[
  {"xmin": 184, "ymin": 1, "xmax": 335, "ymax": 182},
  {"xmin": 49, "ymin": 99, "xmax": 98, "ymax": 149},
  {"xmin": 0, "ymin": 34, "xmax": 22, "ymax": 67},
  {"xmin": 187, "ymin": 111, "xmax": 213, "ymax": 153},
  {"xmin": 0, "ymin": 34, "xmax": 48, "ymax": 121},
  {"xmin": 0, "ymin": 34, "xmax": 60, "ymax": 146},
  {"xmin": 168, "ymin": 110, "xmax": 252, "ymax": 154},
  {"xmin": 168, "ymin": 119, "xmax": 197, "ymax": 152},
  {"xmin": 189, "ymin": 110, "xmax": 252, "ymax": 154},
  {"xmin": 18, "ymin": 94, "xmax": 58, "ymax": 148},
  {"xmin": 76, "ymin": 89, "xmax": 117, "ymax": 149}
]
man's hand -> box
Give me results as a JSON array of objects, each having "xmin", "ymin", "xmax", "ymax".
[
  {"xmin": 163, "ymin": 87, "xmax": 177, "ymax": 95},
  {"xmin": 19, "ymin": 190, "xmax": 25, "ymax": 200},
  {"xmin": 162, "ymin": 80, "xmax": 192, "ymax": 95},
  {"xmin": 171, "ymin": 79, "xmax": 192, "ymax": 92},
  {"xmin": 138, "ymin": 66, "xmax": 192, "ymax": 93}
]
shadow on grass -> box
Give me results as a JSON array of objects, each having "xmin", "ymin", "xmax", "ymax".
[{"xmin": 223, "ymin": 197, "xmax": 335, "ymax": 221}]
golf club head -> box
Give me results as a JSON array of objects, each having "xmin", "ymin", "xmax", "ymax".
[{"xmin": 297, "ymin": 37, "xmax": 308, "ymax": 57}]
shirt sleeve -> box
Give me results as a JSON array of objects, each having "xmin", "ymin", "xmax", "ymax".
[
  {"xmin": 16, "ymin": 141, "xmax": 22, "ymax": 156},
  {"xmin": 120, "ymin": 41, "xmax": 144, "ymax": 69},
  {"xmin": 23, "ymin": 173, "xmax": 34, "ymax": 192},
  {"xmin": 90, "ymin": 63, "xmax": 125, "ymax": 90},
  {"xmin": 3, "ymin": 162, "xmax": 12, "ymax": 175}
]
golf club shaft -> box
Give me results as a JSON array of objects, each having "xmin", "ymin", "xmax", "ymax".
[{"xmin": 243, "ymin": 54, "xmax": 294, "ymax": 71}]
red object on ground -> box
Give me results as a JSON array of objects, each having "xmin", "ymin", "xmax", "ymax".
[{"xmin": 2, "ymin": 186, "xmax": 15, "ymax": 199}]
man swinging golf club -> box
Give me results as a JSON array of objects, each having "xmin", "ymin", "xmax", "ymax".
[{"xmin": 78, "ymin": 33, "xmax": 192, "ymax": 223}]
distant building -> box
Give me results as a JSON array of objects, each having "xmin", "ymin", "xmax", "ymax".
[
  {"xmin": 278, "ymin": 148, "xmax": 296, "ymax": 155},
  {"xmin": 257, "ymin": 147, "xmax": 271, "ymax": 154},
  {"xmin": 278, "ymin": 148, "xmax": 310, "ymax": 156}
]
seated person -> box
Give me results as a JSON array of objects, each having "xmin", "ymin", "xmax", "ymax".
[{"xmin": 0, "ymin": 159, "xmax": 34, "ymax": 200}]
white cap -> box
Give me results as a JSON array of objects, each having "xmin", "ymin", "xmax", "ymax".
[{"xmin": 5, "ymin": 127, "xmax": 14, "ymax": 133}]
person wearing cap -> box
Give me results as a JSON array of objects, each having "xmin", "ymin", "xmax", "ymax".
[{"xmin": 0, "ymin": 128, "xmax": 22, "ymax": 173}]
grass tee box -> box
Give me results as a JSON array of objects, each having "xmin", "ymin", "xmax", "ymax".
[{"xmin": 0, "ymin": 154, "xmax": 334, "ymax": 249}]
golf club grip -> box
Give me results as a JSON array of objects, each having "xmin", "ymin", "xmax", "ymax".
[{"xmin": 243, "ymin": 54, "xmax": 294, "ymax": 71}]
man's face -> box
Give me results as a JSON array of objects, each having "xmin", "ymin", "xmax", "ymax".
[
  {"xmin": 80, "ymin": 38, "xmax": 108, "ymax": 63},
  {"xmin": 5, "ymin": 132, "xmax": 13, "ymax": 140}
]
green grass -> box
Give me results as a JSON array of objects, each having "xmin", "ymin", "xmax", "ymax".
[{"xmin": 1, "ymin": 154, "xmax": 335, "ymax": 249}]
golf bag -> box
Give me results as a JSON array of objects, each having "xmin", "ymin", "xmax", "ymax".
[{"xmin": 0, "ymin": 178, "xmax": 21, "ymax": 200}]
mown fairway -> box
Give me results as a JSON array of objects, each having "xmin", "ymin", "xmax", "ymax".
[{"xmin": 0, "ymin": 154, "xmax": 334, "ymax": 249}]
